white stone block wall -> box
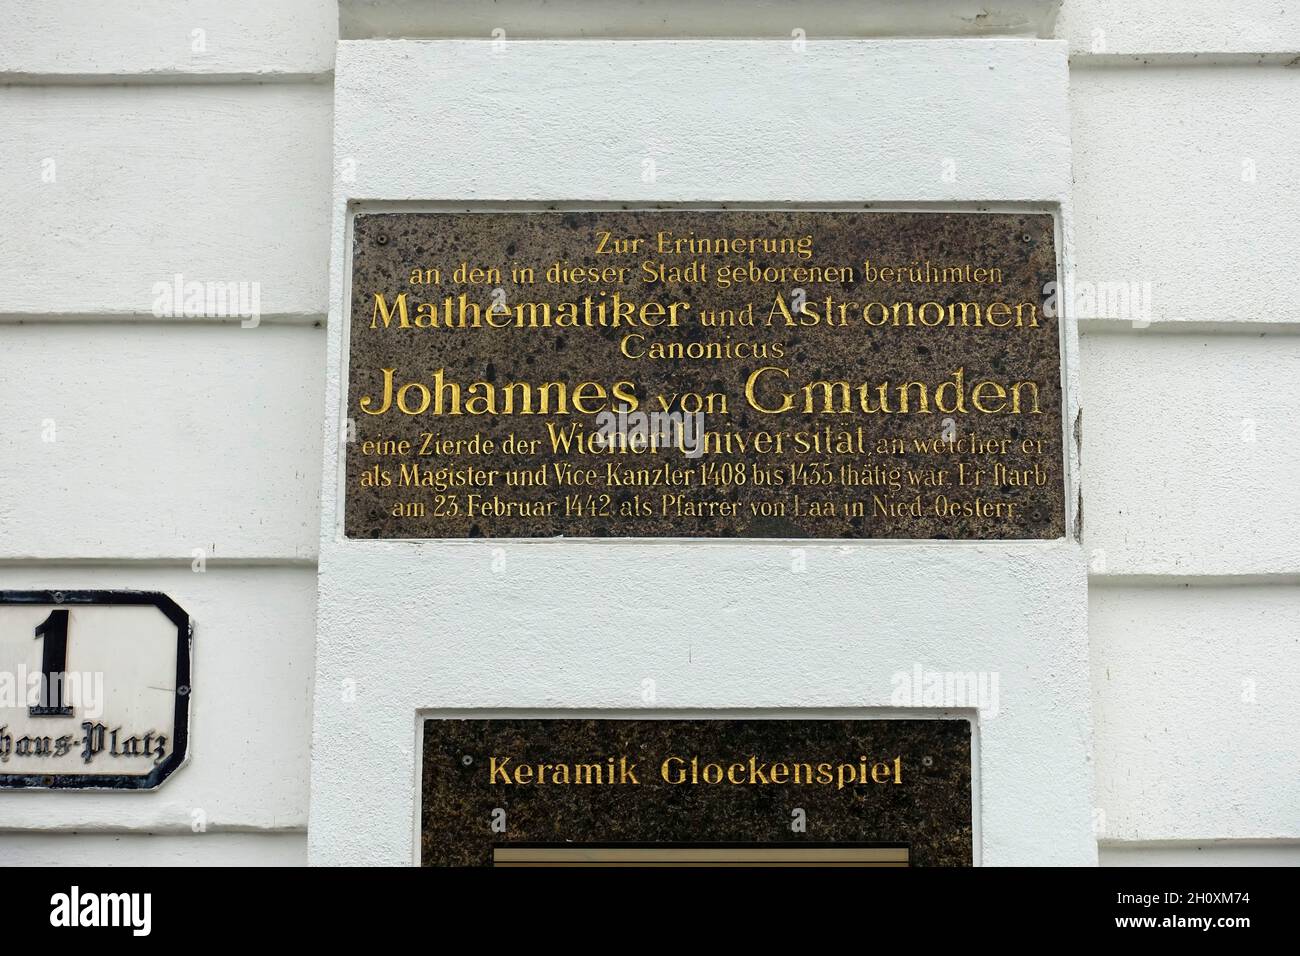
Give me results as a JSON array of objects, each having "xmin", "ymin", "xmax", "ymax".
[
  {"xmin": 0, "ymin": 0, "xmax": 332, "ymax": 865},
  {"xmin": 1066, "ymin": 1, "xmax": 1300, "ymax": 865}
]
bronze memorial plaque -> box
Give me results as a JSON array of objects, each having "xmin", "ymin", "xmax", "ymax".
[
  {"xmin": 421, "ymin": 718, "xmax": 973, "ymax": 867},
  {"xmin": 345, "ymin": 210, "xmax": 1063, "ymax": 538}
]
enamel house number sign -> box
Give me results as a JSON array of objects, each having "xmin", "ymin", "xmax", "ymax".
[{"xmin": 0, "ymin": 591, "xmax": 191, "ymax": 790}]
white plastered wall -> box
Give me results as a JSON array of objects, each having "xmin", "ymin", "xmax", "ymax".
[
  {"xmin": 311, "ymin": 37, "xmax": 1094, "ymax": 866},
  {"xmin": 1063, "ymin": 1, "xmax": 1300, "ymax": 866},
  {"xmin": 0, "ymin": 1, "xmax": 330, "ymax": 864}
]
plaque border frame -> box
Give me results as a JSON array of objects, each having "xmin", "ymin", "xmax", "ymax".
[{"xmin": 336, "ymin": 201, "xmax": 1074, "ymax": 543}]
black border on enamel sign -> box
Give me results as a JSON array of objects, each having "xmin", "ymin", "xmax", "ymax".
[{"xmin": 0, "ymin": 590, "xmax": 191, "ymax": 791}]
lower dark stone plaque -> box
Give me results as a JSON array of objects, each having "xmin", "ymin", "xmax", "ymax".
[{"xmin": 420, "ymin": 718, "xmax": 972, "ymax": 867}]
